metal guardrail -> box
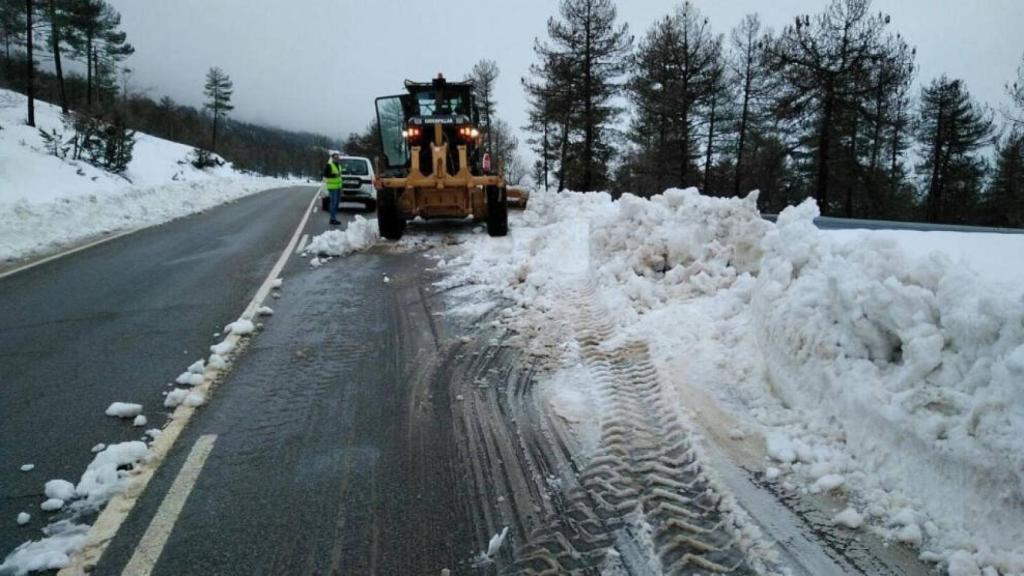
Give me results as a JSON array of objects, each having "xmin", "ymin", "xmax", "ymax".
[{"xmin": 761, "ymin": 214, "xmax": 1024, "ymax": 235}]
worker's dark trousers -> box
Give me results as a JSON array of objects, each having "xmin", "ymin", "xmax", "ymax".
[{"xmin": 329, "ymin": 189, "xmax": 341, "ymax": 220}]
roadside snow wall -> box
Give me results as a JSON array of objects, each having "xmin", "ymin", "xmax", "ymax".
[
  {"xmin": 752, "ymin": 199, "xmax": 1024, "ymax": 569},
  {"xmin": 443, "ymin": 187, "xmax": 1024, "ymax": 574}
]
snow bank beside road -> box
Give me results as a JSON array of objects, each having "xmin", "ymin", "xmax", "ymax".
[
  {"xmin": 440, "ymin": 187, "xmax": 1024, "ymax": 575},
  {"xmin": 755, "ymin": 199, "xmax": 1024, "ymax": 571},
  {"xmin": 0, "ymin": 89, "xmax": 290, "ymax": 264}
]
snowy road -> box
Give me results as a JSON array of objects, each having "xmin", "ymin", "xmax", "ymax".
[{"xmin": 0, "ymin": 186, "xmax": 312, "ymax": 567}]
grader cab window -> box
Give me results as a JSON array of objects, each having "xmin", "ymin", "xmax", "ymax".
[
  {"xmin": 412, "ymin": 89, "xmax": 469, "ymax": 116},
  {"xmin": 375, "ymin": 95, "xmax": 410, "ymax": 169}
]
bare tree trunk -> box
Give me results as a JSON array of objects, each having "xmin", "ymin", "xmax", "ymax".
[
  {"xmin": 815, "ymin": 81, "xmax": 835, "ymax": 211},
  {"xmin": 581, "ymin": 1, "xmax": 594, "ymax": 191},
  {"xmin": 25, "ymin": 0, "xmax": 35, "ymax": 127},
  {"xmin": 47, "ymin": 0, "xmax": 67, "ymax": 114},
  {"xmin": 86, "ymin": 34, "xmax": 93, "ymax": 108},
  {"xmin": 703, "ymin": 94, "xmax": 718, "ymax": 194},
  {"xmin": 557, "ymin": 120, "xmax": 569, "ymax": 192}
]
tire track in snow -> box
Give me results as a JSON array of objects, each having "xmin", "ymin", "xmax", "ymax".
[
  {"xmin": 447, "ymin": 288, "xmax": 759, "ymax": 575},
  {"xmin": 513, "ymin": 291, "xmax": 756, "ymax": 575}
]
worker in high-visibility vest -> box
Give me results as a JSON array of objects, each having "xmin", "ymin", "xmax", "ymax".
[{"xmin": 322, "ymin": 152, "xmax": 343, "ymax": 225}]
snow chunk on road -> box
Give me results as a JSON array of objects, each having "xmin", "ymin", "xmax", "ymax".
[
  {"xmin": 16, "ymin": 513, "xmax": 29, "ymax": 526},
  {"xmin": 187, "ymin": 359, "xmax": 205, "ymax": 374},
  {"xmin": 210, "ymin": 339, "xmax": 235, "ymax": 356},
  {"xmin": 0, "ymin": 520, "xmax": 89, "ymax": 574},
  {"xmin": 208, "ymin": 354, "xmax": 227, "ymax": 369},
  {"xmin": 833, "ymin": 508, "xmax": 864, "ymax": 529},
  {"xmin": 224, "ymin": 319, "xmax": 254, "ymax": 335},
  {"xmin": 90, "ymin": 443, "xmax": 106, "ymax": 454},
  {"xmin": 75, "ymin": 441, "xmax": 148, "ymax": 507},
  {"xmin": 164, "ymin": 388, "xmax": 189, "ymax": 408},
  {"xmin": 306, "ymin": 216, "xmax": 379, "ymax": 257},
  {"xmin": 104, "ymin": 402, "xmax": 142, "ymax": 418},
  {"xmin": 184, "ymin": 392, "xmax": 206, "ymax": 407},
  {"xmin": 257, "ymin": 306, "xmax": 274, "ymax": 316},
  {"xmin": 811, "ymin": 474, "xmax": 845, "ymax": 493},
  {"xmin": 132, "ymin": 414, "xmax": 148, "ymax": 427},
  {"xmin": 271, "ymin": 278, "xmax": 283, "ymax": 289},
  {"xmin": 44, "ymin": 480, "xmax": 75, "ymax": 501},
  {"xmin": 39, "ymin": 499, "xmax": 64, "ymax": 512},
  {"xmin": 19, "ymin": 464, "xmax": 33, "ymax": 472},
  {"xmin": 765, "ymin": 433, "xmax": 796, "ymax": 464},
  {"xmin": 175, "ymin": 371, "xmax": 204, "ymax": 386},
  {"xmin": 486, "ymin": 526, "xmax": 509, "ymax": 557}
]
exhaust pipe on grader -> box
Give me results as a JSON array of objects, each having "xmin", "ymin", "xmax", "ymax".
[{"xmin": 373, "ymin": 74, "xmax": 519, "ymax": 240}]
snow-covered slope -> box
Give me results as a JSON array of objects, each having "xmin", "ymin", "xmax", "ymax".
[
  {"xmin": 0, "ymin": 89, "xmax": 290, "ymax": 263},
  {"xmin": 438, "ymin": 188, "xmax": 1024, "ymax": 576}
]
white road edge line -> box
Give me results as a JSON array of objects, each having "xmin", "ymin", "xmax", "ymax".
[
  {"xmin": 121, "ymin": 434, "xmax": 217, "ymax": 576},
  {"xmin": 58, "ymin": 190, "xmax": 319, "ymax": 576},
  {"xmin": 295, "ymin": 233, "xmax": 309, "ymax": 255},
  {"xmin": 0, "ymin": 227, "xmax": 143, "ymax": 281}
]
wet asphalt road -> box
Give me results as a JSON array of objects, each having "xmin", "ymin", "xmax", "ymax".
[
  {"xmin": 0, "ymin": 187, "xmax": 314, "ymax": 565},
  {"xmin": 93, "ymin": 235, "xmax": 483, "ymax": 575}
]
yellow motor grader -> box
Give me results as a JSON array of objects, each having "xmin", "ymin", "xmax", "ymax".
[{"xmin": 373, "ymin": 74, "xmax": 516, "ymax": 240}]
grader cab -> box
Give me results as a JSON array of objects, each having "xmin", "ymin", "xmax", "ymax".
[{"xmin": 373, "ymin": 74, "xmax": 509, "ymax": 240}]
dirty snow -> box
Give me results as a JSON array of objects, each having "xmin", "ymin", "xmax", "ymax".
[{"xmin": 438, "ymin": 187, "xmax": 1024, "ymax": 575}]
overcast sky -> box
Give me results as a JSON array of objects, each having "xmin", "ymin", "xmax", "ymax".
[{"xmin": 107, "ymin": 0, "xmax": 1024, "ymax": 149}]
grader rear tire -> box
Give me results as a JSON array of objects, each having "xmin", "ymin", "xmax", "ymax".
[
  {"xmin": 377, "ymin": 189, "xmax": 404, "ymax": 240},
  {"xmin": 486, "ymin": 186, "xmax": 508, "ymax": 237}
]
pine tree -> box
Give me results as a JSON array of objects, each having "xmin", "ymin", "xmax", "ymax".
[
  {"xmin": 45, "ymin": 0, "xmax": 69, "ymax": 113},
  {"xmin": 985, "ymin": 133, "xmax": 1024, "ymax": 227},
  {"xmin": 624, "ymin": 3, "xmax": 719, "ymax": 194},
  {"xmin": 701, "ymin": 43, "xmax": 729, "ymax": 194},
  {"xmin": 1009, "ymin": 52, "xmax": 1024, "ymax": 129},
  {"xmin": 67, "ymin": 0, "xmax": 132, "ymax": 108},
  {"xmin": 522, "ymin": 61, "xmax": 561, "ymax": 190},
  {"xmin": 728, "ymin": 14, "xmax": 769, "ymax": 196},
  {"xmin": 1, "ymin": 0, "xmax": 26, "ymax": 82},
  {"xmin": 203, "ymin": 66, "xmax": 234, "ymax": 153},
  {"xmin": 767, "ymin": 0, "xmax": 909, "ymax": 214},
  {"xmin": 526, "ymin": 0, "xmax": 631, "ymax": 191},
  {"xmin": 25, "ymin": 0, "xmax": 34, "ymax": 125},
  {"xmin": 915, "ymin": 76, "xmax": 993, "ymax": 224},
  {"xmin": 468, "ymin": 59, "xmax": 499, "ymax": 153}
]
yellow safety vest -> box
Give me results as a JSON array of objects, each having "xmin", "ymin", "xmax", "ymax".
[{"xmin": 325, "ymin": 161, "xmax": 343, "ymax": 190}]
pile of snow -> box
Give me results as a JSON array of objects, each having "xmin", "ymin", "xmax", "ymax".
[
  {"xmin": 439, "ymin": 187, "xmax": 1024, "ymax": 575},
  {"xmin": 754, "ymin": 199, "xmax": 1024, "ymax": 570},
  {"xmin": 305, "ymin": 215, "xmax": 379, "ymax": 257},
  {"xmin": 0, "ymin": 89, "xmax": 289, "ymax": 263},
  {"xmin": 0, "ymin": 521, "xmax": 88, "ymax": 575}
]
